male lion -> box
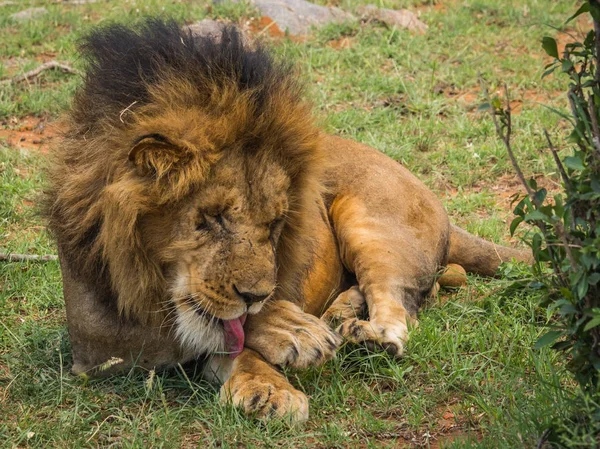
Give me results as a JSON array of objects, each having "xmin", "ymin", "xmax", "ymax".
[{"xmin": 45, "ymin": 19, "xmax": 530, "ymax": 422}]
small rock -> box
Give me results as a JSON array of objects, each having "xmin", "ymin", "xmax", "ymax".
[
  {"xmin": 255, "ymin": 0, "xmax": 354, "ymax": 35},
  {"xmin": 184, "ymin": 19, "xmax": 252, "ymax": 46},
  {"xmin": 10, "ymin": 7, "xmax": 48, "ymax": 22},
  {"xmin": 214, "ymin": 0, "xmax": 355, "ymax": 36},
  {"xmin": 183, "ymin": 19, "xmax": 227, "ymax": 42},
  {"xmin": 358, "ymin": 5, "xmax": 427, "ymax": 33}
]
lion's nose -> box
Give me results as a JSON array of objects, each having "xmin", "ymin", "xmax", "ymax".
[{"xmin": 233, "ymin": 285, "xmax": 270, "ymax": 305}]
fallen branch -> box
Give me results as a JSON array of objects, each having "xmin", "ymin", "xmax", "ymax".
[
  {"xmin": 0, "ymin": 253, "xmax": 58, "ymax": 262},
  {"xmin": 0, "ymin": 60, "xmax": 81, "ymax": 85}
]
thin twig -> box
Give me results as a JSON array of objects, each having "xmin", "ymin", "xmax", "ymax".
[
  {"xmin": 479, "ymin": 79, "xmax": 534, "ymax": 198},
  {"xmin": 544, "ymin": 130, "xmax": 570, "ymax": 187},
  {"xmin": 480, "ymin": 77, "xmax": 570, "ymax": 284},
  {"xmin": 0, "ymin": 253, "xmax": 58, "ymax": 262},
  {"xmin": 0, "ymin": 60, "xmax": 81, "ymax": 85},
  {"xmin": 536, "ymin": 428, "xmax": 551, "ymax": 449},
  {"xmin": 554, "ymin": 222, "xmax": 579, "ymax": 270},
  {"xmin": 588, "ymin": 95, "xmax": 600, "ymax": 155}
]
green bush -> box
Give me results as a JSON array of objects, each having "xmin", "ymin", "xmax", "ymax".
[
  {"xmin": 524, "ymin": 0, "xmax": 600, "ymax": 391},
  {"xmin": 485, "ymin": 1, "xmax": 600, "ymax": 446}
]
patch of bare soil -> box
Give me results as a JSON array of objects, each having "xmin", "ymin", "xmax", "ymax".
[
  {"xmin": 0, "ymin": 116, "xmax": 64, "ymax": 153},
  {"xmin": 434, "ymin": 83, "xmax": 564, "ymax": 114},
  {"xmin": 415, "ymin": 0, "xmax": 451, "ymax": 14},
  {"xmin": 245, "ymin": 15, "xmax": 287, "ymax": 39},
  {"xmin": 326, "ymin": 36, "xmax": 354, "ymax": 49},
  {"xmin": 554, "ymin": 14, "xmax": 594, "ymax": 57},
  {"xmin": 476, "ymin": 173, "xmax": 562, "ymax": 213}
]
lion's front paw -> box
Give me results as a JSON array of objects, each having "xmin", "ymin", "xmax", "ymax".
[
  {"xmin": 337, "ymin": 318, "xmax": 411, "ymax": 358},
  {"xmin": 220, "ymin": 367, "xmax": 309, "ymax": 423},
  {"xmin": 245, "ymin": 301, "xmax": 342, "ymax": 369}
]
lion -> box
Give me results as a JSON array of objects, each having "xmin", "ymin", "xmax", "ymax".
[{"xmin": 45, "ymin": 19, "xmax": 531, "ymax": 423}]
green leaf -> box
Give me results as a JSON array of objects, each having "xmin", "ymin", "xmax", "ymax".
[
  {"xmin": 534, "ymin": 188, "xmax": 547, "ymax": 205},
  {"xmin": 566, "ymin": 3, "xmax": 590, "ymax": 23},
  {"xmin": 542, "ymin": 36, "xmax": 559, "ymax": 59},
  {"xmin": 542, "ymin": 66, "xmax": 557, "ymax": 79},
  {"xmin": 577, "ymin": 279, "xmax": 589, "ymax": 298},
  {"xmin": 534, "ymin": 330, "xmax": 563, "ymax": 349},
  {"xmin": 589, "ymin": 1, "xmax": 600, "ymax": 22},
  {"xmin": 564, "ymin": 156, "xmax": 585, "ymax": 171},
  {"xmin": 524, "ymin": 210, "xmax": 549, "ymax": 222},
  {"xmin": 559, "ymin": 303, "xmax": 578, "ymax": 315},
  {"xmin": 510, "ymin": 216, "xmax": 524, "ymax": 236},
  {"xmin": 561, "ymin": 59, "xmax": 574, "ymax": 72},
  {"xmin": 583, "ymin": 316, "xmax": 600, "ymax": 332},
  {"xmin": 588, "ymin": 273, "xmax": 600, "ymax": 285}
]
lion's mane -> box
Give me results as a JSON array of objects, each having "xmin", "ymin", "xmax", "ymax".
[{"xmin": 45, "ymin": 19, "xmax": 323, "ymax": 325}]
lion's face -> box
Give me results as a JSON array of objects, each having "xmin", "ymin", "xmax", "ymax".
[{"xmin": 134, "ymin": 135, "xmax": 293, "ymax": 354}]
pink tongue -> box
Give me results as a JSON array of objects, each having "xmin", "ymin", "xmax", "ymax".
[{"xmin": 223, "ymin": 314, "xmax": 247, "ymax": 359}]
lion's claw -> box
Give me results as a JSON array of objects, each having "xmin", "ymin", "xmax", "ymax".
[
  {"xmin": 336, "ymin": 318, "xmax": 409, "ymax": 358},
  {"xmin": 245, "ymin": 300, "xmax": 342, "ymax": 369},
  {"xmin": 220, "ymin": 365, "xmax": 309, "ymax": 423}
]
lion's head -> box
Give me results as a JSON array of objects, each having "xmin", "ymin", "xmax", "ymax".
[{"xmin": 46, "ymin": 19, "xmax": 323, "ymax": 357}]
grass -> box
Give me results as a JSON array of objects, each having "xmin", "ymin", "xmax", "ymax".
[{"xmin": 0, "ymin": 0, "xmax": 589, "ymax": 447}]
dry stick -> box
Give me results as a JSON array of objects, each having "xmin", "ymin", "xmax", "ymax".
[
  {"xmin": 0, "ymin": 253, "xmax": 58, "ymax": 262},
  {"xmin": 0, "ymin": 61, "xmax": 81, "ymax": 85}
]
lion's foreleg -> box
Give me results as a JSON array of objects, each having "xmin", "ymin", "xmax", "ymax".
[{"xmin": 244, "ymin": 300, "xmax": 341, "ymax": 369}]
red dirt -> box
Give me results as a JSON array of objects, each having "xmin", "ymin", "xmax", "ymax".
[
  {"xmin": 554, "ymin": 14, "xmax": 593, "ymax": 58},
  {"xmin": 0, "ymin": 116, "xmax": 64, "ymax": 154},
  {"xmin": 245, "ymin": 16, "xmax": 292, "ymax": 40},
  {"xmin": 327, "ymin": 36, "xmax": 354, "ymax": 50},
  {"xmin": 435, "ymin": 83, "xmax": 564, "ymax": 115}
]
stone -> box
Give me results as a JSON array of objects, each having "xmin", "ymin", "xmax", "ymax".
[
  {"xmin": 358, "ymin": 4, "xmax": 427, "ymax": 33},
  {"xmin": 10, "ymin": 7, "xmax": 48, "ymax": 22},
  {"xmin": 214, "ymin": 0, "xmax": 355, "ymax": 36},
  {"xmin": 183, "ymin": 18, "xmax": 227, "ymax": 41}
]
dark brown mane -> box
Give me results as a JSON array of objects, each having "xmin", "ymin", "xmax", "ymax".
[
  {"xmin": 44, "ymin": 19, "xmax": 323, "ymax": 324},
  {"xmin": 72, "ymin": 19, "xmax": 294, "ymax": 135}
]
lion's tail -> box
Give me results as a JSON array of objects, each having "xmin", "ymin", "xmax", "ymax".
[{"xmin": 447, "ymin": 224, "xmax": 532, "ymax": 277}]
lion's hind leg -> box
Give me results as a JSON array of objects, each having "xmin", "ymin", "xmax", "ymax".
[
  {"xmin": 321, "ymin": 286, "xmax": 367, "ymax": 327},
  {"xmin": 321, "ymin": 286, "xmax": 414, "ymax": 356},
  {"xmin": 328, "ymin": 195, "xmax": 446, "ymax": 358}
]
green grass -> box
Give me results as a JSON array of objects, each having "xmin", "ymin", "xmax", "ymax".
[{"xmin": 0, "ymin": 0, "xmax": 588, "ymax": 447}]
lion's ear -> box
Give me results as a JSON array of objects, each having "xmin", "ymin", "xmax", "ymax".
[{"xmin": 128, "ymin": 134, "xmax": 193, "ymax": 178}]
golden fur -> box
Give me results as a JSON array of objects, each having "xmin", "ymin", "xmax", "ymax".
[{"xmin": 46, "ymin": 20, "xmax": 531, "ymax": 422}]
